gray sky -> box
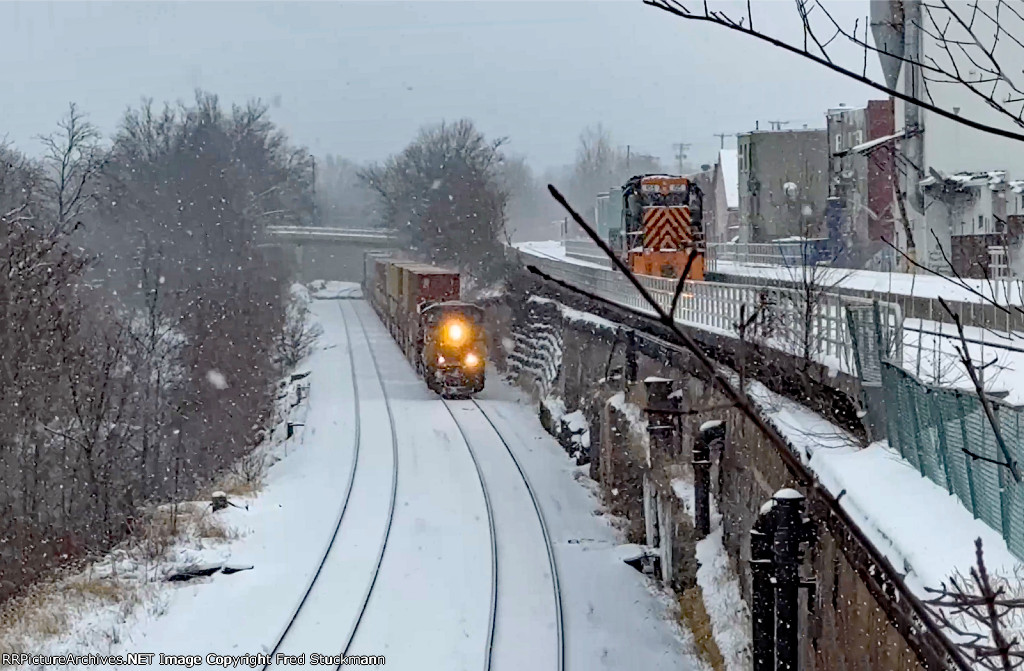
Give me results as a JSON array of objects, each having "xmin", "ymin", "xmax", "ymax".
[{"xmin": 1, "ymin": 1, "xmax": 877, "ymax": 170}]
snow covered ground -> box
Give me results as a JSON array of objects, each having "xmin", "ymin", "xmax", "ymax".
[
  {"xmin": 473, "ymin": 390, "xmax": 706, "ymax": 671},
  {"xmin": 714, "ymin": 259, "xmax": 1024, "ymax": 305},
  {"xmin": 6, "ymin": 296, "xmax": 706, "ymax": 670},
  {"xmin": 671, "ymin": 481, "xmax": 751, "ymax": 671},
  {"xmin": 308, "ymin": 280, "xmax": 362, "ymax": 300},
  {"xmin": 514, "ymin": 240, "xmax": 612, "ymax": 270}
]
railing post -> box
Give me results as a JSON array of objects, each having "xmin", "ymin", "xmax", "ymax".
[
  {"xmin": 751, "ymin": 499, "xmax": 777, "ymax": 671},
  {"xmin": 773, "ymin": 488, "xmax": 806, "ymax": 671},
  {"xmin": 694, "ymin": 419, "xmax": 724, "ymax": 538}
]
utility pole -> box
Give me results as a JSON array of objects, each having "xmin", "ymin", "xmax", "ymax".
[
  {"xmin": 713, "ymin": 133, "xmax": 731, "ymax": 149},
  {"xmin": 672, "ymin": 142, "xmax": 691, "ymax": 174},
  {"xmin": 310, "ymin": 154, "xmax": 318, "ymax": 226}
]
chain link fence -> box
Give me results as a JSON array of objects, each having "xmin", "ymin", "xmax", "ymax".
[{"xmin": 851, "ymin": 305, "xmax": 1024, "ymax": 560}]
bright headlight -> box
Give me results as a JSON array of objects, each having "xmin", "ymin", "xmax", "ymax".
[
  {"xmin": 445, "ymin": 322, "xmax": 466, "ymax": 344},
  {"xmin": 464, "ymin": 353, "xmax": 480, "ymax": 368}
]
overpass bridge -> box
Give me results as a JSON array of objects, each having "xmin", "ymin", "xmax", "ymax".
[{"xmin": 263, "ymin": 226, "xmax": 398, "ymax": 282}]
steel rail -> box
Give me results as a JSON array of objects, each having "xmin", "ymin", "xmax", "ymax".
[
  {"xmin": 261, "ymin": 301, "xmax": 363, "ymax": 670},
  {"xmin": 335, "ymin": 301, "xmax": 401, "ymax": 667},
  {"xmin": 441, "ymin": 399, "xmax": 499, "ymax": 671},
  {"xmin": 471, "ymin": 399, "xmax": 565, "ymax": 671}
]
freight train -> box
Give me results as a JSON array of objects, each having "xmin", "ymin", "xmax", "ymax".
[{"xmin": 364, "ymin": 253, "xmax": 486, "ymax": 398}]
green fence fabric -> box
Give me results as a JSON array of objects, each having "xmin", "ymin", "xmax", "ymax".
[{"xmin": 863, "ymin": 301, "xmax": 1024, "ymax": 561}]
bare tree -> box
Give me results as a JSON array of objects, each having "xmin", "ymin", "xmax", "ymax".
[
  {"xmin": 569, "ymin": 124, "xmax": 664, "ymax": 209},
  {"xmin": 362, "ymin": 119, "xmax": 510, "ymax": 280},
  {"xmin": 39, "ymin": 102, "xmax": 105, "ymax": 227},
  {"xmin": 276, "ymin": 296, "xmax": 322, "ymax": 370},
  {"xmin": 926, "ymin": 538, "xmax": 1024, "ymax": 670},
  {"xmin": 783, "ymin": 248, "xmax": 854, "ymax": 369}
]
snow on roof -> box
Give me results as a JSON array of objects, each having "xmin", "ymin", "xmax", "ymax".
[
  {"xmin": 718, "ymin": 149, "xmax": 738, "ymax": 209},
  {"xmin": 842, "ymin": 128, "xmax": 909, "ymax": 156},
  {"xmin": 920, "ymin": 169, "xmax": 1008, "ymax": 190}
]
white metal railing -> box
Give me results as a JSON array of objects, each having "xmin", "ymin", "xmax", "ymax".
[
  {"xmin": 266, "ymin": 226, "xmax": 396, "ymax": 241},
  {"xmin": 706, "ymin": 241, "xmax": 833, "ymax": 272},
  {"xmin": 990, "ymin": 245, "xmax": 1010, "ymax": 279},
  {"xmin": 521, "ymin": 249, "xmax": 902, "ymax": 376}
]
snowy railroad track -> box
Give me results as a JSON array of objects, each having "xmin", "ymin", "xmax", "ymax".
[
  {"xmin": 334, "ymin": 300, "xmax": 400, "ymax": 663},
  {"xmin": 261, "ymin": 301, "xmax": 363, "ymax": 669},
  {"xmin": 441, "ymin": 400, "xmax": 499, "ymax": 671},
  {"xmin": 443, "ymin": 398, "xmax": 565, "ymax": 671},
  {"xmin": 263, "ymin": 300, "xmax": 399, "ymax": 667}
]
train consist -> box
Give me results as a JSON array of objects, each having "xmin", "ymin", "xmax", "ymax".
[
  {"xmin": 596, "ymin": 174, "xmax": 705, "ymax": 280},
  {"xmin": 364, "ymin": 253, "xmax": 486, "ymax": 397}
]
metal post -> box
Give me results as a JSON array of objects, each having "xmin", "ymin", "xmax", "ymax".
[
  {"xmin": 694, "ymin": 420, "xmax": 724, "ymax": 538},
  {"xmin": 625, "ymin": 331, "xmax": 638, "ymax": 387},
  {"xmin": 644, "ymin": 377, "xmax": 680, "ymax": 460},
  {"xmin": 773, "ymin": 488, "xmax": 806, "ymax": 671},
  {"xmin": 751, "ymin": 500, "xmax": 776, "ymax": 671},
  {"xmin": 286, "ymin": 422, "xmax": 304, "ymax": 439},
  {"xmin": 643, "ymin": 377, "xmax": 680, "ymax": 583}
]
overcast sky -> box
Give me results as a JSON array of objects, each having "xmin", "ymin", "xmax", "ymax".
[{"xmin": 1, "ymin": 1, "xmax": 878, "ymax": 171}]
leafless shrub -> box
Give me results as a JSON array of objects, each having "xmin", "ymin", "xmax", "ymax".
[{"xmin": 276, "ymin": 297, "xmax": 322, "ymax": 370}]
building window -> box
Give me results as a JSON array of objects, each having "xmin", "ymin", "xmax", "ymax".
[
  {"xmin": 834, "ymin": 134, "xmax": 843, "ymax": 153},
  {"xmin": 979, "ymin": 214, "xmax": 985, "ymax": 231},
  {"xmin": 853, "ymin": 130, "xmax": 863, "ymax": 147}
]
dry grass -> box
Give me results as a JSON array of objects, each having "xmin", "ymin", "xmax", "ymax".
[
  {"xmin": 194, "ymin": 512, "xmax": 239, "ymax": 540},
  {"xmin": 65, "ymin": 578, "xmax": 125, "ymax": 602},
  {"xmin": 219, "ymin": 477, "xmax": 261, "ymax": 498},
  {"xmin": 0, "ymin": 574, "xmax": 129, "ymax": 661},
  {"xmin": 679, "ymin": 586, "xmax": 726, "ymax": 671},
  {"xmin": 0, "ymin": 499, "xmax": 241, "ymax": 665}
]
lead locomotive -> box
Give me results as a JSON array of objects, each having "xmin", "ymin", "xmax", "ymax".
[{"xmin": 364, "ymin": 253, "xmax": 486, "ymax": 398}]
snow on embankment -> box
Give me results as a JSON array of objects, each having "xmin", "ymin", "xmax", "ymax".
[
  {"xmin": 308, "ymin": 279, "xmax": 362, "ymax": 299},
  {"xmin": 671, "ymin": 481, "xmax": 752, "ymax": 671},
  {"xmin": 1, "ymin": 300, "xmax": 342, "ymax": 668},
  {"xmin": 742, "ymin": 379, "xmax": 1024, "ymax": 642}
]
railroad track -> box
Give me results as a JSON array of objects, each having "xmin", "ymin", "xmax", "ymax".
[
  {"xmin": 442, "ymin": 398, "xmax": 565, "ymax": 671},
  {"xmin": 261, "ymin": 301, "xmax": 400, "ymax": 669},
  {"xmin": 335, "ymin": 301, "xmax": 400, "ymax": 666},
  {"xmin": 441, "ymin": 400, "xmax": 499, "ymax": 671}
]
